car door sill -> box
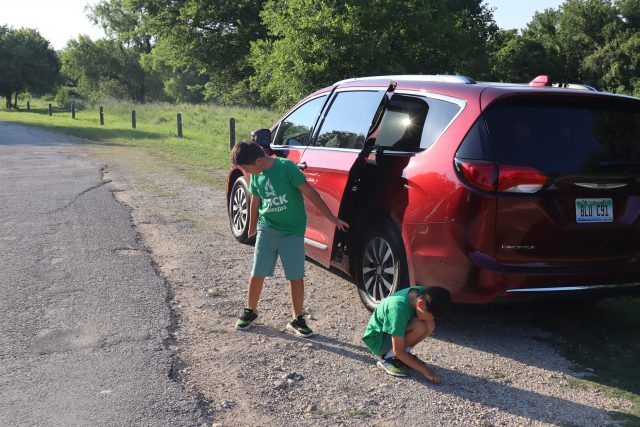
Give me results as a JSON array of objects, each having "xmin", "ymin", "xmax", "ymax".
[{"xmin": 304, "ymin": 238, "xmax": 328, "ymax": 251}]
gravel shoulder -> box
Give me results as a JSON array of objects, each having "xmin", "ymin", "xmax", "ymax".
[{"xmin": 60, "ymin": 131, "xmax": 633, "ymax": 426}]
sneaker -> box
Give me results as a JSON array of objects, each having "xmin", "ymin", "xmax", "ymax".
[
  {"xmin": 376, "ymin": 357, "xmax": 408, "ymax": 377},
  {"xmin": 286, "ymin": 314, "xmax": 314, "ymax": 338},
  {"xmin": 235, "ymin": 308, "xmax": 258, "ymax": 330}
]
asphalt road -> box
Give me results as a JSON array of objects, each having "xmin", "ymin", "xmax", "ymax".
[{"xmin": 0, "ymin": 123, "xmax": 208, "ymax": 426}]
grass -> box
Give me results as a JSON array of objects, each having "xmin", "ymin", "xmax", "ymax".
[
  {"xmin": 206, "ymin": 288, "xmax": 226, "ymax": 298},
  {"xmin": 346, "ymin": 409, "xmax": 372, "ymax": 418},
  {"xmin": 537, "ymin": 297, "xmax": 640, "ymax": 425},
  {"xmin": 0, "ymin": 98, "xmax": 279, "ymax": 187}
]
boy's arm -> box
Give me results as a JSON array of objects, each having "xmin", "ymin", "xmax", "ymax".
[
  {"xmin": 391, "ymin": 335, "xmax": 441, "ymax": 384},
  {"xmin": 298, "ymin": 181, "xmax": 349, "ymax": 231},
  {"xmin": 248, "ymin": 194, "xmax": 260, "ymax": 238}
]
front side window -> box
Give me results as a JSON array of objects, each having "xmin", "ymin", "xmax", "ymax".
[
  {"xmin": 274, "ymin": 95, "xmax": 327, "ymax": 146},
  {"xmin": 376, "ymin": 95, "xmax": 429, "ymax": 152},
  {"xmin": 315, "ymin": 91, "xmax": 384, "ymax": 149}
]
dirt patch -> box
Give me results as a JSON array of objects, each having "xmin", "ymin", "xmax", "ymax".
[{"xmin": 79, "ymin": 143, "xmax": 631, "ymax": 426}]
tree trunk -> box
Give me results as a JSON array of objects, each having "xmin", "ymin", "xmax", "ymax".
[
  {"xmin": 5, "ymin": 95, "xmax": 11, "ymax": 110},
  {"xmin": 14, "ymin": 92, "xmax": 18, "ymax": 109}
]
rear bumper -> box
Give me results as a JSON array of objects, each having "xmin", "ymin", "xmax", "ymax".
[
  {"xmin": 404, "ymin": 222, "xmax": 640, "ymax": 303},
  {"xmin": 497, "ymin": 282, "xmax": 640, "ymax": 302}
]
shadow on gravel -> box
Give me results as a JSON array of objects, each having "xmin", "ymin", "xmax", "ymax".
[
  {"xmin": 245, "ymin": 325, "xmax": 378, "ymax": 366},
  {"xmin": 403, "ymin": 366, "xmax": 634, "ymax": 425},
  {"xmin": 246, "ymin": 316, "xmax": 639, "ymax": 424},
  {"xmin": 434, "ymin": 297, "xmax": 640, "ymax": 423}
]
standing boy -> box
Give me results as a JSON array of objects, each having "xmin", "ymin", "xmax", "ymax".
[
  {"xmin": 231, "ymin": 141, "xmax": 348, "ymax": 337},
  {"xmin": 362, "ymin": 286, "xmax": 451, "ymax": 382}
]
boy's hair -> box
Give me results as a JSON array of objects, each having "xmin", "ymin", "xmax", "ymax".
[
  {"xmin": 231, "ymin": 141, "xmax": 266, "ymax": 165},
  {"xmin": 417, "ymin": 286, "xmax": 452, "ymax": 319}
]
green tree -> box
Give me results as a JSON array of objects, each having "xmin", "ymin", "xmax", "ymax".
[
  {"xmin": 86, "ymin": 0, "xmax": 163, "ymax": 101},
  {"xmin": 251, "ymin": 0, "xmax": 497, "ymax": 109},
  {"xmin": 127, "ymin": 0, "xmax": 268, "ymax": 104},
  {"xmin": 524, "ymin": 0, "xmax": 621, "ymax": 83},
  {"xmin": 491, "ymin": 36, "xmax": 561, "ymax": 82},
  {"xmin": 0, "ymin": 27, "xmax": 59, "ymax": 109},
  {"xmin": 61, "ymin": 35, "xmax": 149, "ymax": 102},
  {"xmin": 139, "ymin": 48, "xmax": 207, "ymax": 103}
]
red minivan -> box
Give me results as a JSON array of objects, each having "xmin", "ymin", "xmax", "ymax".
[{"xmin": 227, "ymin": 75, "xmax": 640, "ymax": 310}]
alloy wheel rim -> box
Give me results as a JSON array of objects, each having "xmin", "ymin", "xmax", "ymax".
[
  {"xmin": 231, "ymin": 185, "xmax": 248, "ymax": 235},
  {"xmin": 362, "ymin": 237, "xmax": 396, "ymax": 302}
]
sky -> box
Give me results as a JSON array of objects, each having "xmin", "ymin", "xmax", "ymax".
[{"xmin": 1, "ymin": 0, "xmax": 566, "ymax": 51}]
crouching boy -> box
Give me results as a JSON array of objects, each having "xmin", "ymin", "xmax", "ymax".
[{"xmin": 362, "ymin": 286, "xmax": 451, "ymax": 382}]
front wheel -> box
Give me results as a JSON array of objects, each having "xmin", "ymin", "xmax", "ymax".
[
  {"xmin": 229, "ymin": 177, "xmax": 252, "ymax": 244},
  {"xmin": 355, "ymin": 220, "xmax": 409, "ymax": 312}
]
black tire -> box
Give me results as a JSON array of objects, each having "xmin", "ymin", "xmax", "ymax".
[
  {"xmin": 355, "ymin": 219, "xmax": 409, "ymax": 312},
  {"xmin": 229, "ymin": 177, "xmax": 252, "ymax": 244}
]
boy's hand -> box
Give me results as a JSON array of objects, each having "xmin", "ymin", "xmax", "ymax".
[
  {"xmin": 331, "ymin": 215, "xmax": 349, "ymax": 231},
  {"xmin": 424, "ymin": 373, "xmax": 440, "ymax": 384},
  {"xmin": 423, "ymin": 369, "xmax": 441, "ymax": 385}
]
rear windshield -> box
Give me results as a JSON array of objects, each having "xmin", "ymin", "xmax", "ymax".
[{"xmin": 484, "ymin": 97, "xmax": 640, "ymax": 176}]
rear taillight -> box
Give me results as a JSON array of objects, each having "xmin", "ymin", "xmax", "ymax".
[
  {"xmin": 455, "ymin": 160, "xmax": 547, "ymax": 193},
  {"xmin": 498, "ymin": 165, "xmax": 547, "ymax": 193},
  {"xmin": 455, "ymin": 160, "xmax": 496, "ymax": 191}
]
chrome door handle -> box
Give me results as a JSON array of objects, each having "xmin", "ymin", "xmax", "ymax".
[{"xmin": 297, "ymin": 162, "xmax": 307, "ymax": 170}]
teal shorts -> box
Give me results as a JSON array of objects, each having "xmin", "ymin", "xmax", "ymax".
[{"xmin": 251, "ymin": 224, "xmax": 305, "ymax": 280}]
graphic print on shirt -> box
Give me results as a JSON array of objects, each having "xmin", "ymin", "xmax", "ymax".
[{"xmin": 263, "ymin": 178, "xmax": 289, "ymax": 213}]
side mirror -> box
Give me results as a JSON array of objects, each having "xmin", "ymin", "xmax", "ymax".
[{"xmin": 251, "ymin": 128, "xmax": 272, "ymax": 147}]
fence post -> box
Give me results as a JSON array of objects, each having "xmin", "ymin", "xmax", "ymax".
[
  {"xmin": 229, "ymin": 118, "xmax": 235, "ymax": 150},
  {"xmin": 132, "ymin": 110, "xmax": 136, "ymax": 129},
  {"xmin": 27, "ymin": 101, "xmax": 30, "ymax": 112},
  {"xmin": 71, "ymin": 103, "xmax": 76, "ymax": 119},
  {"xmin": 99, "ymin": 106, "xmax": 104, "ymax": 126},
  {"xmin": 48, "ymin": 104, "xmax": 52, "ymax": 116},
  {"xmin": 177, "ymin": 113, "xmax": 183, "ymax": 138}
]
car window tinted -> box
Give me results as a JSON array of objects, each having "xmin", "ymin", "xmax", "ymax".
[
  {"xmin": 421, "ymin": 98, "xmax": 462, "ymax": 149},
  {"xmin": 376, "ymin": 95, "xmax": 428, "ymax": 152},
  {"xmin": 484, "ymin": 97, "xmax": 640, "ymax": 176},
  {"xmin": 275, "ymin": 95, "xmax": 327, "ymax": 146},
  {"xmin": 315, "ymin": 91, "xmax": 383, "ymax": 149}
]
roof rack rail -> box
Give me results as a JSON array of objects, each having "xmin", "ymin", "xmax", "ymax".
[
  {"xmin": 529, "ymin": 75, "xmax": 597, "ymax": 91},
  {"xmin": 336, "ymin": 75, "xmax": 477, "ymax": 85}
]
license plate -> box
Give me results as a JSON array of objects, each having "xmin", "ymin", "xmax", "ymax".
[{"xmin": 575, "ymin": 198, "xmax": 613, "ymax": 223}]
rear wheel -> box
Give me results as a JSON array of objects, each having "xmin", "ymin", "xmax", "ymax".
[
  {"xmin": 229, "ymin": 177, "xmax": 251, "ymax": 243},
  {"xmin": 355, "ymin": 220, "xmax": 409, "ymax": 312}
]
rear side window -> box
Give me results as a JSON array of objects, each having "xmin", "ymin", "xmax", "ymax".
[
  {"xmin": 484, "ymin": 97, "xmax": 640, "ymax": 176},
  {"xmin": 315, "ymin": 91, "xmax": 383, "ymax": 149},
  {"xmin": 421, "ymin": 98, "xmax": 462, "ymax": 149},
  {"xmin": 274, "ymin": 95, "xmax": 327, "ymax": 146}
]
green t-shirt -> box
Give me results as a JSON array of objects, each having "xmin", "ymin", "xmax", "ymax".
[
  {"xmin": 249, "ymin": 157, "xmax": 307, "ymax": 235},
  {"xmin": 361, "ymin": 286, "xmax": 426, "ymax": 355}
]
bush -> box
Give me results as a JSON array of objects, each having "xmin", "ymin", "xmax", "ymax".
[{"xmin": 54, "ymin": 86, "xmax": 84, "ymax": 109}]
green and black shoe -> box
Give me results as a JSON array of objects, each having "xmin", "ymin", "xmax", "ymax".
[
  {"xmin": 287, "ymin": 314, "xmax": 314, "ymax": 338},
  {"xmin": 376, "ymin": 357, "xmax": 408, "ymax": 377},
  {"xmin": 235, "ymin": 308, "xmax": 258, "ymax": 330}
]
